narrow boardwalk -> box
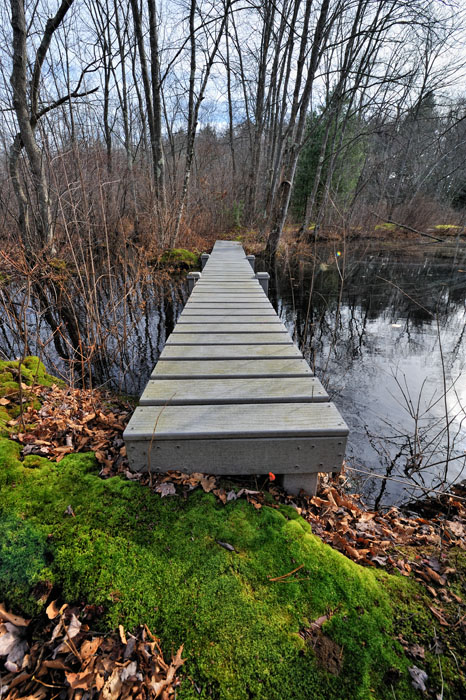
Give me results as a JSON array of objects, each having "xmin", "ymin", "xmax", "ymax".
[{"xmin": 124, "ymin": 240, "xmax": 348, "ymax": 494}]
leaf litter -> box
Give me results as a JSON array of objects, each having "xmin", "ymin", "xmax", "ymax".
[{"xmin": 0, "ymin": 603, "xmax": 184, "ymax": 699}]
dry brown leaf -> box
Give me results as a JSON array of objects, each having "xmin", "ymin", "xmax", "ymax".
[
  {"xmin": 65, "ymin": 669, "xmax": 95, "ymax": 690},
  {"xmin": 0, "ymin": 603, "xmax": 30, "ymax": 627},
  {"xmin": 45, "ymin": 600, "xmax": 61, "ymax": 620},
  {"xmin": 119, "ymin": 624, "xmax": 127, "ymax": 645},
  {"xmin": 80, "ymin": 637, "xmax": 102, "ymax": 660},
  {"xmin": 82, "ymin": 412, "xmax": 96, "ymax": 423},
  {"xmin": 156, "ymin": 482, "xmax": 176, "ymax": 497},
  {"xmin": 446, "ymin": 520, "xmax": 465, "ymax": 538},
  {"xmin": 345, "ymin": 544, "xmax": 361, "ymax": 560},
  {"xmin": 428, "ymin": 605, "xmax": 449, "ymax": 626},
  {"xmin": 101, "ymin": 667, "xmax": 123, "ymax": 699},
  {"xmin": 200, "ymin": 476, "xmax": 216, "ymax": 493},
  {"xmin": 214, "ymin": 488, "xmax": 227, "ymax": 504},
  {"xmin": 425, "ymin": 566, "xmax": 446, "ymax": 586}
]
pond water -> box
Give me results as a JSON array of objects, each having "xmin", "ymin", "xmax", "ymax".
[
  {"xmin": 2, "ymin": 239, "xmax": 465, "ymax": 507},
  {"xmin": 266, "ymin": 239, "xmax": 466, "ymax": 507}
]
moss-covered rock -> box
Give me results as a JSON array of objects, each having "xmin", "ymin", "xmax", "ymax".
[
  {"xmin": 159, "ymin": 248, "xmax": 200, "ymax": 269},
  {"xmin": 0, "ymin": 436, "xmax": 433, "ymax": 699}
]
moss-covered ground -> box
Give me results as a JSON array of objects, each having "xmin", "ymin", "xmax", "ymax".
[
  {"xmin": 159, "ymin": 248, "xmax": 200, "ymax": 269},
  {"xmin": 1, "ymin": 359, "xmax": 464, "ymax": 698},
  {"xmin": 1, "ymin": 436, "xmax": 452, "ymax": 699},
  {"xmin": 0, "ymin": 357, "xmax": 64, "ymax": 434}
]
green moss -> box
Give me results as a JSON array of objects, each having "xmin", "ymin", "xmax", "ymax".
[
  {"xmin": 374, "ymin": 222, "xmax": 397, "ymax": 232},
  {"xmin": 0, "ymin": 356, "xmax": 62, "ymax": 390},
  {"xmin": 160, "ymin": 248, "xmax": 200, "ymax": 269},
  {"xmin": 0, "ymin": 357, "xmax": 63, "ymax": 434},
  {"xmin": 434, "ymin": 224, "xmax": 461, "ymax": 230},
  {"xmin": 0, "ymin": 437, "xmax": 434, "ymax": 699},
  {"xmin": 49, "ymin": 257, "xmax": 68, "ymax": 270}
]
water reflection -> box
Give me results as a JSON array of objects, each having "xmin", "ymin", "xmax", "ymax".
[{"xmin": 267, "ymin": 241, "xmax": 466, "ymax": 507}]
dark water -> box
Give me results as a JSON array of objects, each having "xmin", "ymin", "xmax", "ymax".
[
  {"xmin": 3, "ymin": 240, "xmax": 465, "ymax": 507},
  {"xmin": 266, "ymin": 240, "xmax": 466, "ymax": 507}
]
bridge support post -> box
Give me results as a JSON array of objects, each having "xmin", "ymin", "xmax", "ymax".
[
  {"xmin": 187, "ymin": 271, "xmax": 201, "ymax": 293},
  {"xmin": 256, "ymin": 272, "xmax": 270, "ymax": 296},
  {"xmin": 201, "ymin": 253, "xmax": 210, "ymax": 269},
  {"xmin": 246, "ymin": 255, "xmax": 255, "ymax": 270},
  {"xmin": 281, "ymin": 472, "xmax": 318, "ymax": 496}
]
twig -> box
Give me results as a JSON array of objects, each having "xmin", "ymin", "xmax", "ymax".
[
  {"xmin": 345, "ymin": 465, "xmax": 466, "ymax": 500},
  {"xmin": 269, "ymin": 564, "xmax": 304, "ymax": 581}
]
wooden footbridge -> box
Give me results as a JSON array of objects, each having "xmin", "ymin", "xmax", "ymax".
[{"xmin": 123, "ymin": 240, "xmax": 348, "ymax": 494}]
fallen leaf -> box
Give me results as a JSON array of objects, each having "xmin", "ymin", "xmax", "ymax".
[
  {"xmin": 101, "ymin": 667, "xmax": 123, "ymax": 700},
  {"xmin": 67, "ymin": 613, "xmax": 82, "ymax": 639},
  {"xmin": 213, "ymin": 488, "xmax": 227, "ymax": 504},
  {"xmin": 407, "ymin": 644, "xmax": 425, "ymax": 660},
  {"xmin": 156, "ymin": 482, "xmax": 176, "ymax": 497},
  {"xmin": 409, "ymin": 666, "xmax": 428, "ymax": 692},
  {"xmin": 0, "ymin": 622, "xmax": 28, "ymax": 671},
  {"xmin": 200, "ymin": 476, "xmax": 216, "ymax": 493},
  {"xmin": 216, "ymin": 540, "xmax": 236, "ymax": 552},
  {"xmin": 424, "ymin": 566, "xmax": 446, "ymax": 586},
  {"xmin": 120, "ymin": 660, "xmax": 138, "ymax": 682},
  {"xmin": 46, "ymin": 600, "xmax": 61, "ymax": 620},
  {"xmin": 0, "ymin": 603, "xmax": 30, "ymax": 627},
  {"xmin": 65, "ymin": 669, "xmax": 95, "ymax": 690},
  {"xmin": 80, "ymin": 637, "xmax": 102, "ymax": 660},
  {"xmin": 446, "ymin": 520, "xmax": 464, "ymax": 538},
  {"xmin": 428, "ymin": 605, "xmax": 449, "ymax": 626}
]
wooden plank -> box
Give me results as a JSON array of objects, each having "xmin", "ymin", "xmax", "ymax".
[
  {"xmin": 191, "ymin": 288, "xmax": 264, "ymax": 292},
  {"xmin": 185, "ymin": 301, "xmax": 272, "ymax": 307},
  {"xmin": 191, "ymin": 290, "xmax": 264, "ymax": 295},
  {"xmin": 151, "ymin": 358, "xmax": 313, "ymax": 378},
  {"xmin": 180, "ymin": 309, "xmax": 277, "ymax": 316},
  {"xmin": 126, "ymin": 437, "xmax": 346, "ymax": 475},
  {"xmin": 177, "ymin": 315, "xmax": 281, "ymax": 323},
  {"xmin": 158, "ymin": 344, "xmax": 303, "ymax": 359},
  {"xmin": 172, "ymin": 323, "xmax": 287, "ymax": 333},
  {"xmin": 165, "ymin": 332, "xmax": 291, "ymax": 345},
  {"xmin": 194, "ymin": 284, "xmax": 261, "ymax": 290},
  {"xmin": 124, "ymin": 402, "xmax": 348, "ymax": 440},
  {"xmin": 189, "ymin": 296, "xmax": 267, "ymax": 302},
  {"xmin": 140, "ymin": 377, "xmax": 328, "ymax": 405}
]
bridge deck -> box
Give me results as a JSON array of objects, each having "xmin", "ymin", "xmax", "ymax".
[{"xmin": 123, "ymin": 240, "xmax": 348, "ymax": 494}]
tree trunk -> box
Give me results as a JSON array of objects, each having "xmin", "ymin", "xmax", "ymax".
[{"xmin": 10, "ymin": 0, "xmax": 55, "ymax": 250}]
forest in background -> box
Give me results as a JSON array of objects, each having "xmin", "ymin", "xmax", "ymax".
[
  {"xmin": 2, "ymin": 0, "xmax": 466, "ymax": 254},
  {"xmin": 1, "ymin": 0, "xmax": 466, "ymax": 385}
]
